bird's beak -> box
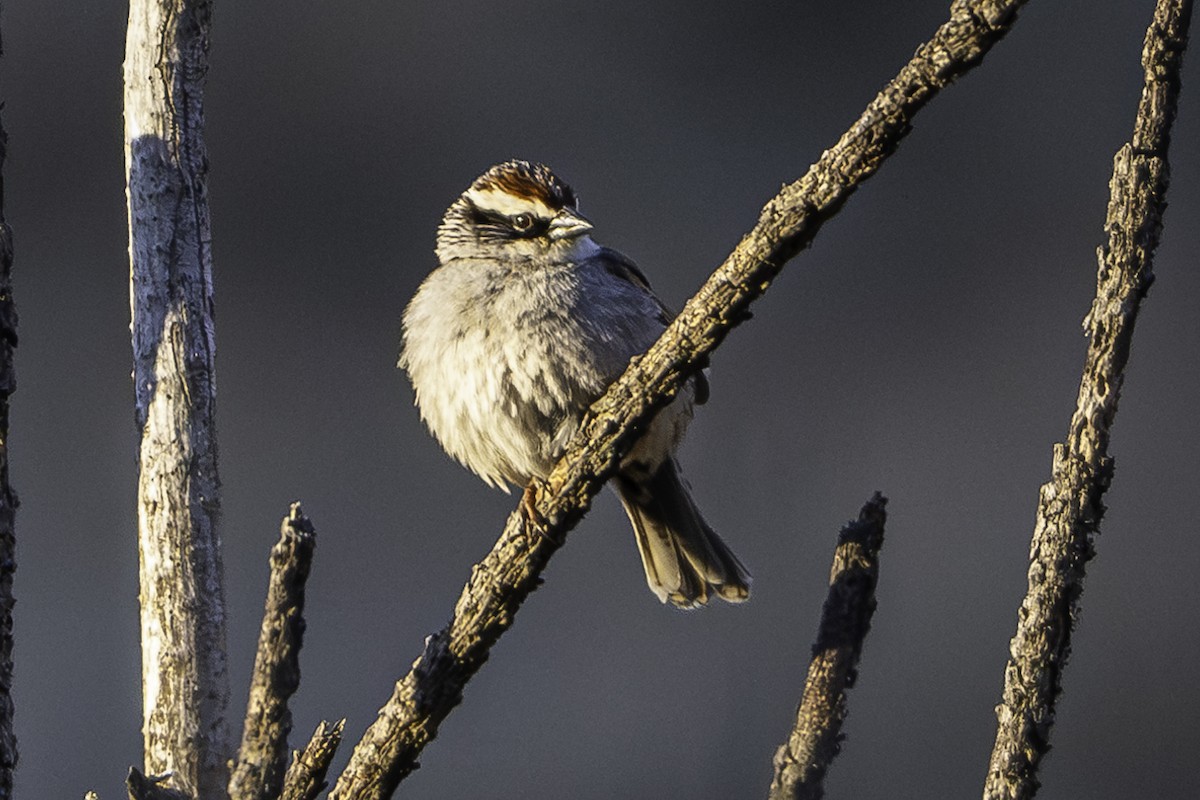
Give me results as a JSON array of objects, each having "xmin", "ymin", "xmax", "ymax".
[{"xmin": 548, "ymin": 209, "xmax": 594, "ymax": 241}]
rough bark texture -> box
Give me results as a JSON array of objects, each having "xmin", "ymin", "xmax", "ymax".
[
  {"xmin": 280, "ymin": 720, "xmax": 344, "ymax": 800},
  {"xmin": 769, "ymin": 494, "xmax": 887, "ymax": 800},
  {"xmin": 0, "ymin": 61, "xmax": 19, "ymax": 800},
  {"xmin": 330, "ymin": 2, "xmax": 1031, "ymax": 797},
  {"xmin": 124, "ymin": 1, "xmax": 230, "ymax": 797},
  {"xmin": 982, "ymin": 2, "xmax": 1192, "ymax": 798},
  {"xmin": 229, "ymin": 505, "xmax": 317, "ymax": 800}
]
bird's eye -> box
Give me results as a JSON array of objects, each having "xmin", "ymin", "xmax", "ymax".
[{"xmin": 511, "ymin": 213, "xmax": 534, "ymax": 231}]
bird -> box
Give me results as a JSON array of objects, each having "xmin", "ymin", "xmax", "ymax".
[{"xmin": 399, "ymin": 160, "xmax": 750, "ymax": 608}]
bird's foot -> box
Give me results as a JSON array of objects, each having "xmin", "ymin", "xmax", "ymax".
[{"xmin": 521, "ymin": 480, "xmax": 562, "ymax": 547}]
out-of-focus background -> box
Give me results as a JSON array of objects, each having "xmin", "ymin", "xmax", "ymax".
[{"xmin": 4, "ymin": 1, "xmax": 1198, "ymax": 797}]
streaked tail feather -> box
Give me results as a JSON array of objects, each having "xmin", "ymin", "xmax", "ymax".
[{"xmin": 615, "ymin": 460, "xmax": 751, "ymax": 608}]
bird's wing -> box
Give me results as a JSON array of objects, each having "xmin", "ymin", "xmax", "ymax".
[
  {"xmin": 595, "ymin": 246, "xmax": 672, "ymax": 326},
  {"xmin": 592, "ymin": 246, "xmax": 710, "ymax": 405}
]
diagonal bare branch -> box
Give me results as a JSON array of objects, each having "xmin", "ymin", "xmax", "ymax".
[
  {"xmin": 983, "ymin": 2, "xmax": 1193, "ymax": 798},
  {"xmin": 280, "ymin": 719, "xmax": 344, "ymax": 800},
  {"xmin": 769, "ymin": 493, "xmax": 887, "ymax": 800},
  {"xmin": 331, "ymin": 2, "xmax": 1033, "ymax": 797},
  {"xmin": 229, "ymin": 504, "xmax": 318, "ymax": 800}
]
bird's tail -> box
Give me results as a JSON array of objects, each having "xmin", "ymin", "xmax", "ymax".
[{"xmin": 615, "ymin": 459, "xmax": 751, "ymax": 609}]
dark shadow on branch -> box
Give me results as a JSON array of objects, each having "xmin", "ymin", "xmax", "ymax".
[
  {"xmin": 127, "ymin": 768, "xmax": 191, "ymax": 800},
  {"xmin": 124, "ymin": 0, "xmax": 229, "ymax": 795},
  {"xmin": 769, "ymin": 493, "xmax": 887, "ymax": 800}
]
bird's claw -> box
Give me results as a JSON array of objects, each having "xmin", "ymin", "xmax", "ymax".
[{"xmin": 522, "ymin": 480, "xmax": 562, "ymax": 546}]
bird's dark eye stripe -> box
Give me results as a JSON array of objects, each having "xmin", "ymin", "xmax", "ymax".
[
  {"xmin": 469, "ymin": 205, "xmax": 501, "ymax": 227},
  {"xmin": 469, "ymin": 205, "xmax": 550, "ymax": 239}
]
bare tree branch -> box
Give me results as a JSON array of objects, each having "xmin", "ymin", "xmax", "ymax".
[
  {"xmin": 280, "ymin": 720, "xmax": 344, "ymax": 800},
  {"xmin": 0, "ymin": 45, "xmax": 19, "ymax": 800},
  {"xmin": 229, "ymin": 505, "xmax": 317, "ymax": 800},
  {"xmin": 769, "ymin": 493, "xmax": 887, "ymax": 800},
  {"xmin": 124, "ymin": 0, "xmax": 230, "ymax": 797},
  {"xmin": 983, "ymin": 2, "xmax": 1193, "ymax": 798},
  {"xmin": 330, "ymin": 2, "xmax": 1033, "ymax": 797}
]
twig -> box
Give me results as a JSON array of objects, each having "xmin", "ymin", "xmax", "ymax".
[
  {"xmin": 228, "ymin": 504, "xmax": 317, "ymax": 800},
  {"xmin": 124, "ymin": 0, "xmax": 230, "ymax": 796},
  {"xmin": 0, "ymin": 57, "xmax": 18, "ymax": 800},
  {"xmin": 280, "ymin": 720, "xmax": 345, "ymax": 800},
  {"xmin": 769, "ymin": 494, "xmax": 887, "ymax": 800},
  {"xmin": 982, "ymin": 2, "xmax": 1193, "ymax": 798},
  {"xmin": 330, "ymin": 2, "xmax": 1032, "ymax": 797}
]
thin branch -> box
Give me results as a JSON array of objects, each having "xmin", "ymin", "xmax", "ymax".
[
  {"xmin": 124, "ymin": 0, "xmax": 230, "ymax": 797},
  {"xmin": 982, "ymin": 2, "xmax": 1193, "ymax": 798},
  {"xmin": 228, "ymin": 504, "xmax": 317, "ymax": 800},
  {"xmin": 279, "ymin": 720, "xmax": 344, "ymax": 800},
  {"xmin": 769, "ymin": 494, "xmax": 887, "ymax": 800},
  {"xmin": 331, "ymin": 2, "xmax": 1032, "ymax": 797},
  {"xmin": 0, "ymin": 55, "xmax": 18, "ymax": 800}
]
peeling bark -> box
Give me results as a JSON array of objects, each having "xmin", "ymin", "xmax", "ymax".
[
  {"xmin": 982, "ymin": 2, "xmax": 1193, "ymax": 798},
  {"xmin": 124, "ymin": 1, "xmax": 230, "ymax": 797},
  {"xmin": 330, "ymin": 2, "xmax": 1032, "ymax": 797}
]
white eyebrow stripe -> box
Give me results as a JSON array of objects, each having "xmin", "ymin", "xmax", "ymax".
[{"xmin": 466, "ymin": 187, "xmax": 554, "ymax": 219}]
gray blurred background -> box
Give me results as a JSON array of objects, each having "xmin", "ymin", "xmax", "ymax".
[{"xmin": 4, "ymin": 1, "xmax": 1199, "ymax": 797}]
